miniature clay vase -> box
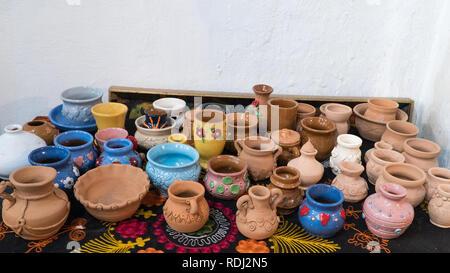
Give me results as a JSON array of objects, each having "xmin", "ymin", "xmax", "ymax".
[
  {"xmin": 270, "ymin": 128, "xmax": 301, "ymax": 166},
  {"xmin": 364, "ymin": 98, "xmax": 399, "ymax": 122},
  {"xmin": 402, "ymin": 138, "xmax": 440, "ymax": 172},
  {"xmin": 0, "ymin": 166, "xmax": 70, "ymax": 240},
  {"xmin": 28, "ymin": 146, "xmax": 80, "ymax": 191},
  {"xmin": 23, "ymin": 118, "xmax": 59, "ymax": 145},
  {"xmin": 250, "ymin": 84, "xmax": 273, "ymax": 134},
  {"xmin": 236, "ymin": 185, "xmax": 283, "ymax": 240},
  {"xmin": 225, "ymin": 112, "xmax": 258, "ymax": 154},
  {"xmin": 267, "ymin": 98, "xmax": 298, "ymax": 131},
  {"xmin": 298, "ymin": 184, "xmax": 345, "ymax": 238},
  {"xmin": 381, "ymin": 120, "xmax": 419, "ymax": 152},
  {"xmin": 168, "ymin": 133, "xmax": 187, "ymax": 144},
  {"xmin": 153, "ymin": 97, "xmax": 187, "ymax": 129},
  {"xmin": 91, "ymin": 102, "xmax": 128, "ymax": 130},
  {"xmin": 324, "ymin": 103, "xmax": 352, "ymax": 135},
  {"xmin": 364, "ymin": 140, "xmax": 393, "ymax": 163},
  {"xmin": 375, "ymin": 163, "xmax": 426, "ymax": 207},
  {"xmin": 204, "ymin": 155, "xmax": 249, "ymax": 200},
  {"xmin": 363, "ymin": 182, "xmax": 414, "ymax": 239},
  {"xmin": 425, "ymin": 167, "xmax": 450, "ymax": 201},
  {"xmin": 182, "ymin": 110, "xmax": 196, "ymax": 146},
  {"xmin": 96, "ymin": 138, "xmax": 142, "ymax": 167},
  {"xmin": 329, "ymin": 134, "xmax": 362, "ymax": 175},
  {"xmin": 268, "ymin": 166, "xmax": 303, "ymax": 215},
  {"xmin": 144, "ymin": 108, "xmax": 169, "ymax": 129},
  {"xmin": 366, "ymin": 149, "xmax": 405, "ymax": 185},
  {"xmin": 54, "ymin": 130, "xmax": 97, "ymax": 174},
  {"xmin": 331, "ymin": 161, "xmax": 368, "ymax": 203},
  {"xmin": 300, "ymin": 117, "xmax": 338, "ymax": 161},
  {"xmin": 234, "ymin": 136, "xmax": 282, "ymax": 181},
  {"xmin": 163, "ymin": 180, "xmax": 210, "ymax": 233},
  {"xmin": 95, "ymin": 127, "xmax": 137, "ymax": 153},
  {"xmin": 428, "ymin": 184, "xmax": 450, "ymax": 228},
  {"xmin": 253, "ymin": 84, "xmax": 273, "ymax": 106},
  {"xmin": 61, "ymin": 86, "xmax": 103, "ymax": 125},
  {"xmin": 287, "ymin": 140, "xmax": 324, "ymax": 188},
  {"xmin": 134, "ymin": 115, "xmax": 177, "ymax": 150}
]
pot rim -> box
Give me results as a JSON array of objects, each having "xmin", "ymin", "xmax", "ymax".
[
  {"xmin": 135, "ymin": 115, "xmax": 177, "ymax": 133},
  {"xmin": 241, "ymin": 136, "xmax": 279, "ymax": 155},
  {"xmin": 300, "ymin": 117, "xmax": 337, "ymax": 134},
  {"xmin": 193, "ymin": 109, "xmax": 226, "ymax": 124},
  {"xmin": 382, "ymin": 163, "xmax": 426, "ymax": 188},
  {"xmin": 4, "ymin": 124, "xmax": 23, "ymax": 134},
  {"xmin": 403, "ymin": 138, "xmax": 441, "ymax": 158},
  {"xmin": 374, "ymin": 141, "xmax": 393, "ymax": 150},
  {"xmin": 378, "ymin": 182, "xmax": 407, "ymax": 201},
  {"xmin": 9, "ymin": 166, "xmax": 57, "ymax": 188},
  {"xmin": 305, "ymin": 184, "xmax": 344, "ymax": 208},
  {"xmin": 61, "ymin": 86, "xmax": 103, "ymax": 104},
  {"xmin": 339, "ymin": 161, "xmax": 364, "ymax": 176},
  {"xmin": 103, "ymin": 138, "xmax": 133, "ymax": 155},
  {"xmin": 95, "ymin": 127, "xmax": 128, "ymax": 143},
  {"xmin": 428, "ymin": 167, "xmax": 450, "ymax": 183},
  {"xmin": 353, "ymin": 103, "xmax": 408, "ymax": 125},
  {"xmin": 337, "ymin": 134, "xmax": 362, "ymax": 149},
  {"xmin": 207, "ymin": 155, "xmax": 247, "ymax": 176},
  {"xmin": 253, "ymin": 84, "xmax": 274, "ymax": 95},
  {"xmin": 367, "ymin": 98, "xmax": 399, "ymax": 111},
  {"xmin": 370, "ymin": 149, "xmax": 405, "ymax": 166},
  {"xmin": 325, "ymin": 103, "xmax": 352, "ymax": 121},
  {"xmin": 226, "ymin": 112, "xmax": 258, "ymax": 129},
  {"xmin": 297, "ymin": 103, "xmax": 316, "ymax": 115},
  {"xmin": 152, "ymin": 97, "xmax": 187, "ymax": 111},
  {"xmin": 28, "ymin": 146, "xmax": 70, "ymax": 168},
  {"xmin": 248, "ymin": 185, "xmax": 271, "ymax": 201},
  {"xmin": 146, "ymin": 142, "xmax": 199, "ymax": 169},
  {"xmin": 271, "ymin": 166, "xmax": 300, "ymax": 184},
  {"xmin": 437, "ymin": 184, "xmax": 450, "ymax": 198},
  {"xmin": 167, "ymin": 180, "xmax": 205, "ymax": 202},
  {"xmin": 385, "ymin": 120, "xmax": 419, "ymax": 137},
  {"xmin": 54, "ymin": 130, "xmax": 94, "ymax": 151},
  {"xmin": 91, "ymin": 102, "xmax": 128, "ymax": 118},
  {"xmin": 268, "ymin": 98, "xmax": 298, "ymax": 110}
]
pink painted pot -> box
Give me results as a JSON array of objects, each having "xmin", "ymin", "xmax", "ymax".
[{"xmin": 95, "ymin": 127, "xmax": 136, "ymax": 152}]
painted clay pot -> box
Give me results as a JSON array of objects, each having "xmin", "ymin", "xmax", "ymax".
[
  {"xmin": 331, "ymin": 161, "xmax": 368, "ymax": 203},
  {"xmin": 381, "ymin": 120, "xmax": 419, "ymax": 152},
  {"xmin": 168, "ymin": 133, "xmax": 187, "ymax": 144},
  {"xmin": 182, "ymin": 110, "xmax": 195, "ymax": 146},
  {"xmin": 163, "ymin": 180, "xmax": 209, "ymax": 233},
  {"xmin": 61, "ymin": 86, "xmax": 103, "ymax": 125},
  {"xmin": 270, "ymin": 128, "xmax": 301, "ymax": 166},
  {"xmin": 364, "ymin": 98, "xmax": 399, "ymax": 122},
  {"xmin": 324, "ymin": 103, "xmax": 352, "ymax": 135},
  {"xmin": 146, "ymin": 143, "xmax": 201, "ymax": 197},
  {"xmin": 287, "ymin": 140, "xmax": 324, "ymax": 188},
  {"xmin": 236, "ymin": 185, "xmax": 283, "ymax": 240},
  {"xmin": 364, "ymin": 140, "xmax": 393, "ymax": 163},
  {"xmin": 268, "ymin": 98, "xmax": 298, "ymax": 131},
  {"xmin": 144, "ymin": 108, "xmax": 169, "ymax": 129},
  {"xmin": 96, "ymin": 138, "xmax": 142, "ymax": 167},
  {"xmin": 23, "ymin": 118, "xmax": 59, "ymax": 145},
  {"xmin": 54, "ymin": 130, "xmax": 97, "ymax": 174},
  {"xmin": 234, "ymin": 136, "xmax": 282, "ymax": 181},
  {"xmin": 268, "ymin": 166, "xmax": 303, "ymax": 215},
  {"xmin": 296, "ymin": 103, "xmax": 316, "ymax": 132},
  {"xmin": 402, "ymin": 138, "xmax": 440, "ymax": 172},
  {"xmin": 425, "ymin": 167, "xmax": 450, "ymax": 201},
  {"xmin": 225, "ymin": 112, "xmax": 258, "ymax": 154},
  {"xmin": 0, "ymin": 166, "xmax": 70, "ymax": 240},
  {"xmin": 363, "ymin": 183, "xmax": 414, "ymax": 239},
  {"xmin": 329, "ymin": 134, "xmax": 362, "ymax": 175},
  {"xmin": 91, "ymin": 102, "xmax": 128, "ymax": 130},
  {"xmin": 298, "ymin": 184, "xmax": 345, "ymax": 238},
  {"xmin": 428, "ymin": 184, "xmax": 450, "ymax": 228},
  {"xmin": 375, "ymin": 163, "xmax": 426, "ymax": 207},
  {"xmin": 300, "ymin": 117, "xmax": 338, "ymax": 161},
  {"xmin": 366, "ymin": 149, "xmax": 405, "ymax": 185},
  {"xmin": 28, "ymin": 146, "xmax": 80, "ymax": 191},
  {"xmin": 153, "ymin": 97, "xmax": 187, "ymax": 129},
  {"xmin": 253, "ymin": 84, "xmax": 273, "ymax": 106},
  {"xmin": 95, "ymin": 127, "xmax": 136, "ymax": 153},
  {"xmin": 134, "ymin": 115, "xmax": 177, "ymax": 150},
  {"xmin": 204, "ymin": 155, "xmax": 249, "ymax": 200}
]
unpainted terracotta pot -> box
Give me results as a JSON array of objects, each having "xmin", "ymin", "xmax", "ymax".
[
  {"xmin": 425, "ymin": 167, "xmax": 450, "ymax": 201},
  {"xmin": 225, "ymin": 112, "xmax": 258, "ymax": 154},
  {"xmin": 428, "ymin": 184, "xmax": 450, "ymax": 228},
  {"xmin": 366, "ymin": 149, "xmax": 405, "ymax": 185},
  {"xmin": 381, "ymin": 120, "xmax": 419, "ymax": 152},
  {"xmin": 23, "ymin": 118, "xmax": 60, "ymax": 145},
  {"xmin": 402, "ymin": 138, "xmax": 440, "ymax": 172},
  {"xmin": 270, "ymin": 128, "xmax": 301, "ymax": 166},
  {"xmin": 324, "ymin": 103, "xmax": 352, "ymax": 135},
  {"xmin": 268, "ymin": 98, "xmax": 298, "ymax": 131},
  {"xmin": 296, "ymin": 103, "xmax": 316, "ymax": 132},
  {"xmin": 364, "ymin": 98, "xmax": 399, "ymax": 122},
  {"xmin": 364, "ymin": 140, "xmax": 393, "ymax": 163},
  {"xmin": 287, "ymin": 140, "xmax": 324, "ymax": 188},
  {"xmin": 332, "ymin": 162, "xmax": 368, "ymax": 203},
  {"xmin": 268, "ymin": 166, "xmax": 303, "ymax": 215},
  {"xmin": 300, "ymin": 117, "xmax": 338, "ymax": 161},
  {"xmin": 319, "ymin": 103, "xmax": 334, "ymax": 118},
  {"xmin": 163, "ymin": 180, "xmax": 210, "ymax": 233},
  {"xmin": 253, "ymin": 84, "xmax": 273, "ymax": 106}
]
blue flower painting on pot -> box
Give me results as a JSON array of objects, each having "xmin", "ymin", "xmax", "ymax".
[{"xmin": 96, "ymin": 138, "xmax": 142, "ymax": 167}]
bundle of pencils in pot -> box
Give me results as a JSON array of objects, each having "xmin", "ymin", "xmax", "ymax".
[{"xmin": 143, "ymin": 108, "xmax": 169, "ymax": 129}]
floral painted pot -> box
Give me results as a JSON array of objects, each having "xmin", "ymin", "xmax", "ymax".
[
  {"xmin": 329, "ymin": 134, "xmax": 362, "ymax": 175},
  {"xmin": 96, "ymin": 138, "xmax": 142, "ymax": 167},
  {"xmin": 134, "ymin": 115, "xmax": 177, "ymax": 150},
  {"xmin": 298, "ymin": 184, "xmax": 345, "ymax": 238},
  {"xmin": 91, "ymin": 102, "xmax": 128, "ymax": 130},
  {"xmin": 381, "ymin": 120, "xmax": 419, "ymax": 152},
  {"xmin": 54, "ymin": 130, "xmax": 97, "ymax": 174},
  {"xmin": 146, "ymin": 143, "xmax": 201, "ymax": 197},
  {"xmin": 60, "ymin": 86, "xmax": 103, "ymax": 125},
  {"xmin": 428, "ymin": 184, "xmax": 450, "ymax": 228}
]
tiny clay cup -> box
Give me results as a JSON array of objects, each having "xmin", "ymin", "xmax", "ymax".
[
  {"xmin": 332, "ymin": 161, "xmax": 368, "ymax": 203},
  {"xmin": 366, "ymin": 149, "xmax": 405, "ymax": 185},
  {"xmin": 425, "ymin": 167, "xmax": 450, "ymax": 201},
  {"xmin": 268, "ymin": 98, "xmax": 298, "ymax": 131},
  {"xmin": 364, "ymin": 140, "xmax": 393, "ymax": 163},
  {"xmin": 300, "ymin": 117, "xmax": 338, "ymax": 162},
  {"xmin": 268, "ymin": 166, "xmax": 303, "ymax": 215},
  {"xmin": 381, "ymin": 120, "xmax": 419, "ymax": 152},
  {"xmin": 402, "ymin": 138, "xmax": 441, "ymax": 172},
  {"xmin": 364, "ymin": 98, "xmax": 399, "ymax": 122},
  {"xmin": 428, "ymin": 184, "xmax": 450, "ymax": 228},
  {"xmin": 324, "ymin": 103, "xmax": 352, "ymax": 135},
  {"xmin": 168, "ymin": 133, "xmax": 187, "ymax": 144},
  {"xmin": 296, "ymin": 103, "xmax": 316, "ymax": 132}
]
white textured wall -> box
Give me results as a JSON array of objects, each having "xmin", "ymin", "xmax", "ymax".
[{"xmin": 0, "ymin": 0, "xmax": 449, "ymax": 166}]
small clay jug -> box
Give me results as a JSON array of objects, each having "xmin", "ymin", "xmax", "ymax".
[
  {"xmin": 296, "ymin": 103, "xmax": 316, "ymax": 132},
  {"xmin": 324, "ymin": 103, "xmax": 352, "ymax": 135},
  {"xmin": 0, "ymin": 166, "xmax": 70, "ymax": 240},
  {"xmin": 425, "ymin": 167, "xmax": 450, "ymax": 201},
  {"xmin": 23, "ymin": 118, "xmax": 60, "ymax": 145},
  {"xmin": 300, "ymin": 117, "xmax": 338, "ymax": 161},
  {"xmin": 329, "ymin": 134, "xmax": 362, "ymax": 175},
  {"xmin": 381, "ymin": 120, "xmax": 419, "ymax": 152},
  {"xmin": 366, "ymin": 149, "xmax": 405, "ymax": 185},
  {"xmin": 332, "ymin": 162, "xmax": 368, "ymax": 203},
  {"xmin": 428, "ymin": 184, "xmax": 450, "ymax": 228},
  {"xmin": 268, "ymin": 166, "xmax": 303, "ymax": 215},
  {"xmin": 364, "ymin": 98, "xmax": 399, "ymax": 122},
  {"xmin": 270, "ymin": 128, "xmax": 301, "ymax": 166},
  {"xmin": 163, "ymin": 180, "xmax": 210, "ymax": 233},
  {"xmin": 375, "ymin": 163, "xmax": 426, "ymax": 207},
  {"xmin": 402, "ymin": 138, "xmax": 440, "ymax": 172},
  {"xmin": 267, "ymin": 98, "xmax": 298, "ymax": 131},
  {"xmin": 364, "ymin": 140, "xmax": 393, "ymax": 163},
  {"xmin": 287, "ymin": 140, "xmax": 324, "ymax": 188},
  {"xmin": 236, "ymin": 185, "xmax": 283, "ymax": 240}
]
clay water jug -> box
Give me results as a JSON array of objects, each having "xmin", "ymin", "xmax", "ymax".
[{"xmin": 287, "ymin": 140, "xmax": 324, "ymax": 188}]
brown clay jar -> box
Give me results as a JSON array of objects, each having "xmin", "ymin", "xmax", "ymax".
[
  {"xmin": 23, "ymin": 119, "xmax": 60, "ymax": 145},
  {"xmin": 270, "ymin": 128, "xmax": 301, "ymax": 166},
  {"xmin": 287, "ymin": 140, "xmax": 324, "ymax": 188},
  {"xmin": 268, "ymin": 98, "xmax": 298, "ymax": 131},
  {"xmin": 381, "ymin": 120, "xmax": 419, "ymax": 152},
  {"xmin": 366, "ymin": 149, "xmax": 405, "ymax": 185},
  {"xmin": 296, "ymin": 103, "xmax": 316, "ymax": 132},
  {"xmin": 402, "ymin": 138, "xmax": 441, "ymax": 172},
  {"xmin": 324, "ymin": 103, "xmax": 352, "ymax": 135},
  {"xmin": 364, "ymin": 140, "xmax": 393, "ymax": 163},
  {"xmin": 253, "ymin": 84, "xmax": 273, "ymax": 106},
  {"xmin": 425, "ymin": 167, "xmax": 450, "ymax": 201},
  {"xmin": 300, "ymin": 117, "xmax": 338, "ymax": 161},
  {"xmin": 331, "ymin": 161, "xmax": 368, "ymax": 203},
  {"xmin": 364, "ymin": 98, "xmax": 399, "ymax": 122},
  {"xmin": 268, "ymin": 166, "xmax": 303, "ymax": 215},
  {"xmin": 225, "ymin": 112, "xmax": 258, "ymax": 154},
  {"xmin": 428, "ymin": 184, "xmax": 450, "ymax": 228}
]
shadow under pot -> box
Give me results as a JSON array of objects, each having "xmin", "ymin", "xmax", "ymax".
[
  {"xmin": 267, "ymin": 98, "xmax": 298, "ymax": 131},
  {"xmin": 268, "ymin": 166, "xmax": 302, "ymax": 215},
  {"xmin": 300, "ymin": 117, "xmax": 338, "ymax": 162},
  {"xmin": 97, "ymin": 138, "xmax": 142, "ymax": 167},
  {"xmin": 381, "ymin": 120, "xmax": 419, "ymax": 152},
  {"xmin": 402, "ymin": 138, "xmax": 441, "ymax": 172}
]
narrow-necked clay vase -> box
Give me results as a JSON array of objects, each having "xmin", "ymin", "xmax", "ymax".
[
  {"xmin": 287, "ymin": 139, "xmax": 324, "ymax": 188},
  {"xmin": 225, "ymin": 112, "xmax": 258, "ymax": 154},
  {"xmin": 425, "ymin": 167, "xmax": 450, "ymax": 201},
  {"xmin": 300, "ymin": 117, "xmax": 338, "ymax": 161},
  {"xmin": 296, "ymin": 103, "xmax": 316, "ymax": 132},
  {"xmin": 428, "ymin": 184, "xmax": 450, "ymax": 228},
  {"xmin": 267, "ymin": 98, "xmax": 298, "ymax": 131},
  {"xmin": 0, "ymin": 166, "xmax": 70, "ymax": 240},
  {"xmin": 324, "ymin": 103, "xmax": 352, "ymax": 135},
  {"xmin": 364, "ymin": 98, "xmax": 399, "ymax": 122},
  {"xmin": 23, "ymin": 118, "xmax": 60, "ymax": 145},
  {"xmin": 96, "ymin": 138, "xmax": 142, "ymax": 167},
  {"xmin": 381, "ymin": 120, "xmax": 419, "ymax": 152},
  {"xmin": 163, "ymin": 180, "xmax": 210, "ymax": 233},
  {"xmin": 329, "ymin": 134, "xmax": 362, "ymax": 175},
  {"xmin": 270, "ymin": 128, "xmax": 301, "ymax": 166},
  {"xmin": 236, "ymin": 185, "xmax": 283, "ymax": 240},
  {"xmin": 268, "ymin": 166, "xmax": 303, "ymax": 215},
  {"xmin": 363, "ymin": 183, "xmax": 414, "ymax": 239},
  {"xmin": 364, "ymin": 140, "xmax": 393, "ymax": 163},
  {"xmin": 366, "ymin": 149, "xmax": 405, "ymax": 185},
  {"xmin": 331, "ymin": 162, "xmax": 368, "ymax": 203},
  {"xmin": 375, "ymin": 163, "xmax": 426, "ymax": 207},
  {"xmin": 402, "ymin": 138, "xmax": 441, "ymax": 172}
]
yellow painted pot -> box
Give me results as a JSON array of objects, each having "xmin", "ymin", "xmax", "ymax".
[
  {"xmin": 91, "ymin": 102, "xmax": 128, "ymax": 131},
  {"xmin": 168, "ymin": 133, "xmax": 187, "ymax": 144},
  {"xmin": 193, "ymin": 109, "xmax": 226, "ymax": 169}
]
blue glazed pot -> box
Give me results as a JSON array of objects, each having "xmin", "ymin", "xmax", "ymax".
[
  {"xmin": 28, "ymin": 146, "xmax": 80, "ymax": 190},
  {"xmin": 146, "ymin": 143, "xmax": 201, "ymax": 197},
  {"xmin": 298, "ymin": 184, "xmax": 345, "ymax": 238},
  {"xmin": 96, "ymin": 138, "xmax": 142, "ymax": 167},
  {"xmin": 54, "ymin": 130, "xmax": 97, "ymax": 174}
]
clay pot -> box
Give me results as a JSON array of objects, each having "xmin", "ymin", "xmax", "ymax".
[
  {"xmin": 97, "ymin": 138, "xmax": 142, "ymax": 167},
  {"xmin": 163, "ymin": 180, "xmax": 210, "ymax": 233},
  {"xmin": 329, "ymin": 134, "xmax": 362, "ymax": 175},
  {"xmin": 402, "ymin": 138, "xmax": 441, "ymax": 172},
  {"xmin": 270, "ymin": 128, "xmax": 301, "ymax": 166},
  {"xmin": 235, "ymin": 136, "xmax": 282, "ymax": 181},
  {"xmin": 268, "ymin": 98, "xmax": 298, "ymax": 131},
  {"xmin": 0, "ymin": 166, "xmax": 70, "ymax": 240},
  {"xmin": 268, "ymin": 166, "xmax": 303, "ymax": 215},
  {"xmin": 425, "ymin": 167, "xmax": 450, "ymax": 201},
  {"xmin": 144, "ymin": 109, "xmax": 169, "ymax": 129},
  {"xmin": 375, "ymin": 163, "xmax": 426, "ymax": 207},
  {"xmin": 236, "ymin": 185, "xmax": 283, "ymax": 240},
  {"xmin": 287, "ymin": 139, "xmax": 324, "ymax": 188},
  {"xmin": 61, "ymin": 86, "xmax": 103, "ymax": 125},
  {"xmin": 300, "ymin": 117, "xmax": 338, "ymax": 161},
  {"xmin": 23, "ymin": 119, "xmax": 59, "ymax": 145},
  {"xmin": 152, "ymin": 97, "xmax": 187, "ymax": 129},
  {"xmin": 296, "ymin": 103, "xmax": 316, "ymax": 132},
  {"xmin": 428, "ymin": 184, "xmax": 450, "ymax": 228},
  {"xmin": 366, "ymin": 149, "xmax": 405, "ymax": 185},
  {"xmin": 134, "ymin": 115, "xmax": 177, "ymax": 150},
  {"xmin": 364, "ymin": 98, "xmax": 399, "ymax": 122},
  {"xmin": 225, "ymin": 112, "xmax": 258, "ymax": 154},
  {"xmin": 95, "ymin": 127, "xmax": 135, "ymax": 153},
  {"xmin": 332, "ymin": 162, "xmax": 368, "ymax": 203},
  {"xmin": 363, "ymin": 183, "xmax": 414, "ymax": 239},
  {"xmin": 381, "ymin": 120, "xmax": 419, "ymax": 152},
  {"xmin": 364, "ymin": 140, "xmax": 393, "ymax": 163},
  {"xmin": 91, "ymin": 102, "xmax": 128, "ymax": 130},
  {"xmin": 253, "ymin": 84, "xmax": 273, "ymax": 106},
  {"xmin": 324, "ymin": 103, "xmax": 352, "ymax": 135}
]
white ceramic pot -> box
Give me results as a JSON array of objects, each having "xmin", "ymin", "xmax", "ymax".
[
  {"xmin": 61, "ymin": 86, "xmax": 103, "ymax": 125},
  {"xmin": 152, "ymin": 98, "xmax": 187, "ymax": 129},
  {"xmin": 329, "ymin": 134, "xmax": 362, "ymax": 175},
  {"xmin": 134, "ymin": 115, "xmax": 178, "ymax": 150}
]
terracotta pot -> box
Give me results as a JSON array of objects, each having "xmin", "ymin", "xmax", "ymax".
[
  {"xmin": 425, "ymin": 167, "xmax": 450, "ymax": 201},
  {"xmin": 235, "ymin": 136, "xmax": 282, "ymax": 181},
  {"xmin": 364, "ymin": 98, "xmax": 399, "ymax": 122},
  {"xmin": 287, "ymin": 140, "xmax": 324, "ymax": 188},
  {"xmin": 364, "ymin": 140, "xmax": 393, "ymax": 163},
  {"xmin": 329, "ymin": 134, "xmax": 362, "ymax": 175},
  {"xmin": 268, "ymin": 166, "xmax": 303, "ymax": 215},
  {"xmin": 236, "ymin": 185, "xmax": 283, "ymax": 240},
  {"xmin": 0, "ymin": 166, "xmax": 70, "ymax": 240},
  {"xmin": 134, "ymin": 115, "xmax": 177, "ymax": 150},
  {"xmin": 363, "ymin": 183, "xmax": 414, "ymax": 239},
  {"xmin": 296, "ymin": 103, "xmax": 316, "ymax": 132},
  {"xmin": 319, "ymin": 103, "xmax": 333, "ymax": 118},
  {"xmin": 366, "ymin": 149, "xmax": 405, "ymax": 185},
  {"xmin": 300, "ymin": 117, "xmax": 338, "ymax": 161},
  {"xmin": 23, "ymin": 119, "xmax": 60, "ymax": 145},
  {"xmin": 253, "ymin": 84, "xmax": 273, "ymax": 106},
  {"xmin": 428, "ymin": 184, "xmax": 450, "ymax": 228},
  {"xmin": 268, "ymin": 98, "xmax": 298, "ymax": 131},
  {"xmin": 270, "ymin": 128, "xmax": 301, "ymax": 166},
  {"xmin": 381, "ymin": 120, "xmax": 419, "ymax": 152},
  {"xmin": 402, "ymin": 138, "xmax": 440, "ymax": 172},
  {"xmin": 375, "ymin": 163, "xmax": 426, "ymax": 207},
  {"xmin": 332, "ymin": 162, "xmax": 368, "ymax": 203},
  {"xmin": 182, "ymin": 109, "xmax": 195, "ymax": 146},
  {"xmin": 324, "ymin": 103, "xmax": 352, "ymax": 135},
  {"xmin": 95, "ymin": 127, "xmax": 133, "ymax": 153},
  {"xmin": 225, "ymin": 112, "xmax": 258, "ymax": 154},
  {"xmin": 163, "ymin": 180, "xmax": 209, "ymax": 233}
]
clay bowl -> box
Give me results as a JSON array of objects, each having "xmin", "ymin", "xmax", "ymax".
[
  {"xmin": 353, "ymin": 103, "xmax": 408, "ymax": 142},
  {"xmin": 300, "ymin": 117, "xmax": 338, "ymax": 161},
  {"xmin": 74, "ymin": 164, "xmax": 150, "ymax": 222}
]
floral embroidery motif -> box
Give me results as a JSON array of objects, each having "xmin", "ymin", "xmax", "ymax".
[
  {"xmin": 236, "ymin": 239, "xmax": 270, "ymax": 253},
  {"xmin": 138, "ymin": 247, "xmax": 164, "ymax": 253},
  {"xmin": 115, "ymin": 219, "xmax": 148, "ymax": 239}
]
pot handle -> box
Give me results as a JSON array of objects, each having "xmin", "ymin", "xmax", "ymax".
[
  {"xmin": 269, "ymin": 188, "xmax": 283, "ymax": 211},
  {"xmin": 234, "ymin": 140, "xmax": 244, "ymax": 155},
  {"xmin": 288, "ymin": 146, "xmax": 301, "ymax": 158},
  {"xmin": 0, "ymin": 181, "xmax": 15, "ymax": 204},
  {"xmin": 236, "ymin": 194, "xmax": 253, "ymax": 218},
  {"xmin": 187, "ymin": 199, "xmax": 198, "ymax": 215},
  {"xmin": 272, "ymin": 146, "xmax": 283, "ymax": 170}
]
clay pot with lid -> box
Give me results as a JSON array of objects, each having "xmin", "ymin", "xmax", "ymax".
[
  {"xmin": 225, "ymin": 112, "xmax": 258, "ymax": 154},
  {"xmin": 375, "ymin": 163, "xmax": 426, "ymax": 207},
  {"xmin": 425, "ymin": 167, "xmax": 450, "ymax": 201},
  {"xmin": 332, "ymin": 162, "xmax": 368, "ymax": 203},
  {"xmin": 23, "ymin": 118, "xmax": 60, "ymax": 145},
  {"xmin": 366, "ymin": 149, "xmax": 405, "ymax": 185},
  {"xmin": 268, "ymin": 98, "xmax": 298, "ymax": 131},
  {"xmin": 364, "ymin": 140, "xmax": 393, "ymax": 163},
  {"xmin": 428, "ymin": 184, "xmax": 450, "ymax": 228},
  {"xmin": 268, "ymin": 166, "xmax": 303, "ymax": 215},
  {"xmin": 296, "ymin": 103, "xmax": 316, "ymax": 132},
  {"xmin": 287, "ymin": 140, "xmax": 324, "ymax": 188},
  {"xmin": 402, "ymin": 138, "xmax": 440, "ymax": 172},
  {"xmin": 324, "ymin": 103, "xmax": 352, "ymax": 135},
  {"xmin": 381, "ymin": 120, "xmax": 419, "ymax": 152},
  {"xmin": 364, "ymin": 98, "xmax": 399, "ymax": 122},
  {"xmin": 270, "ymin": 128, "xmax": 301, "ymax": 166},
  {"xmin": 299, "ymin": 117, "xmax": 338, "ymax": 161}
]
